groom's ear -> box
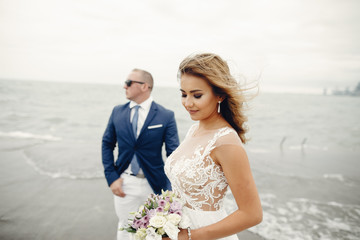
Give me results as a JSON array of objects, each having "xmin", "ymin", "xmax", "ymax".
[
  {"xmin": 142, "ymin": 82, "xmax": 152, "ymax": 93},
  {"xmin": 140, "ymin": 83, "xmax": 148, "ymax": 91}
]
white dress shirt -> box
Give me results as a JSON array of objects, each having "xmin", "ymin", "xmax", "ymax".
[{"xmin": 129, "ymin": 96, "xmax": 153, "ymax": 137}]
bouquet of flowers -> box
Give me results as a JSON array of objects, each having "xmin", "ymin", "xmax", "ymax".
[{"xmin": 120, "ymin": 190, "xmax": 190, "ymax": 240}]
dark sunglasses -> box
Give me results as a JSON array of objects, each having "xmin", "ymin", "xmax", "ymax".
[{"xmin": 125, "ymin": 79, "xmax": 145, "ymax": 87}]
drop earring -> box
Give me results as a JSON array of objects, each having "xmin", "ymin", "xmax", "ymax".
[{"xmin": 218, "ymin": 101, "xmax": 221, "ymax": 113}]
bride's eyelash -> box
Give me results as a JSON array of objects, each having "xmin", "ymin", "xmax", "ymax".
[{"xmin": 181, "ymin": 93, "xmax": 202, "ymax": 98}]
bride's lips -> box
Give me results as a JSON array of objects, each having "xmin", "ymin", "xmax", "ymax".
[{"xmin": 188, "ymin": 109, "xmax": 198, "ymax": 115}]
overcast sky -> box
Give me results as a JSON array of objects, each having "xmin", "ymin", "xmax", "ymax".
[{"xmin": 1, "ymin": 0, "xmax": 359, "ymax": 93}]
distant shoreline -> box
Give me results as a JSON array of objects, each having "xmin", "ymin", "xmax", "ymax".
[{"xmin": 1, "ymin": 78, "xmax": 353, "ymax": 96}]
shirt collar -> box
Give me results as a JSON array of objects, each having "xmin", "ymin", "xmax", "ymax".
[{"xmin": 129, "ymin": 96, "xmax": 153, "ymax": 110}]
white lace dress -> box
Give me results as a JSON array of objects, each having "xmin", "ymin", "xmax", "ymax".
[{"xmin": 165, "ymin": 124, "xmax": 242, "ymax": 240}]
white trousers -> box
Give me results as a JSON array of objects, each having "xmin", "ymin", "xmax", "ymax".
[{"xmin": 114, "ymin": 174, "xmax": 153, "ymax": 240}]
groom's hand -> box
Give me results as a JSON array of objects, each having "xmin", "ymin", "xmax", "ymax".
[{"xmin": 110, "ymin": 178, "xmax": 126, "ymax": 197}]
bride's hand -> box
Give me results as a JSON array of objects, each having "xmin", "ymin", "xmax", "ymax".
[{"xmin": 162, "ymin": 228, "xmax": 189, "ymax": 240}]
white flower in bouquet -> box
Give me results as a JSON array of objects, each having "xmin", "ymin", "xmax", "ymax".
[
  {"xmin": 167, "ymin": 213, "xmax": 182, "ymax": 226},
  {"xmin": 157, "ymin": 227, "xmax": 166, "ymax": 236},
  {"xmin": 179, "ymin": 213, "xmax": 191, "ymax": 229},
  {"xmin": 138, "ymin": 205, "xmax": 145, "ymax": 212},
  {"xmin": 149, "ymin": 214, "xmax": 167, "ymax": 228},
  {"xmin": 145, "ymin": 227, "xmax": 161, "ymax": 240},
  {"xmin": 163, "ymin": 221, "xmax": 180, "ymax": 240},
  {"xmin": 134, "ymin": 228, "xmax": 147, "ymax": 240}
]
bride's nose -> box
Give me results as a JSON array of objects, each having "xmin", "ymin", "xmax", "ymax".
[{"xmin": 183, "ymin": 97, "xmax": 194, "ymax": 108}]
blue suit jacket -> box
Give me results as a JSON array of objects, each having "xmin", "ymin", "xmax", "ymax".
[{"xmin": 102, "ymin": 101, "xmax": 179, "ymax": 194}]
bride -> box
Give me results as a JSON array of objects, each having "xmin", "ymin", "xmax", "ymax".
[{"xmin": 164, "ymin": 53, "xmax": 262, "ymax": 240}]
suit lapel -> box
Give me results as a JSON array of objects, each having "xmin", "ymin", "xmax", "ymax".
[{"xmin": 138, "ymin": 102, "xmax": 157, "ymax": 140}]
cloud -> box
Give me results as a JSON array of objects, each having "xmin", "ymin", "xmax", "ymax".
[{"xmin": 0, "ymin": 0, "xmax": 359, "ymax": 92}]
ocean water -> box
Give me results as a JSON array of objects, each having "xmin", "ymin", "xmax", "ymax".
[{"xmin": 1, "ymin": 79, "xmax": 359, "ymax": 239}]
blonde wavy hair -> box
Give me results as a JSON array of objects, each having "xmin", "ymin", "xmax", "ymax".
[{"xmin": 178, "ymin": 53, "xmax": 249, "ymax": 143}]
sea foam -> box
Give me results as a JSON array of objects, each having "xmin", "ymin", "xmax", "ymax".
[{"xmin": 0, "ymin": 131, "xmax": 61, "ymax": 141}]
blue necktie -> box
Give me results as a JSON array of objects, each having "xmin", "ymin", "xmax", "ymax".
[{"xmin": 131, "ymin": 105, "xmax": 140, "ymax": 175}]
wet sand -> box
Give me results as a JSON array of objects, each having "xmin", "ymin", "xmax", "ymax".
[{"xmin": 0, "ymin": 149, "xmax": 263, "ymax": 240}]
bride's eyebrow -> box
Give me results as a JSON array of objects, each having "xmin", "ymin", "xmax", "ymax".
[{"xmin": 180, "ymin": 89, "xmax": 203, "ymax": 93}]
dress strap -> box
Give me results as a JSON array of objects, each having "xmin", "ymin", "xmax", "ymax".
[
  {"xmin": 202, "ymin": 127, "xmax": 235, "ymax": 158},
  {"xmin": 185, "ymin": 124, "xmax": 198, "ymax": 139}
]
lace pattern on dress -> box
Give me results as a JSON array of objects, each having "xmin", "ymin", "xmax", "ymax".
[{"xmin": 165, "ymin": 125, "xmax": 238, "ymax": 211}]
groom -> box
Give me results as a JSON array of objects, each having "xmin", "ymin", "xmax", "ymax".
[{"xmin": 101, "ymin": 68, "xmax": 179, "ymax": 240}]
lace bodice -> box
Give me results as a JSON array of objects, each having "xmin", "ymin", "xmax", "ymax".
[{"xmin": 165, "ymin": 124, "xmax": 242, "ymax": 211}]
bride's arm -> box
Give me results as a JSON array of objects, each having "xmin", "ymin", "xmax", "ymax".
[{"xmin": 189, "ymin": 144, "xmax": 263, "ymax": 240}]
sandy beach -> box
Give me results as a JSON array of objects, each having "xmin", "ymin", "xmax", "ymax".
[{"xmin": 0, "ymin": 149, "xmax": 263, "ymax": 240}]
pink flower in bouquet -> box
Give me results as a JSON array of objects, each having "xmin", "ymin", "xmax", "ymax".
[
  {"xmin": 140, "ymin": 216, "xmax": 150, "ymax": 228},
  {"xmin": 156, "ymin": 206, "xmax": 164, "ymax": 212},
  {"xmin": 173, "ymin": 210, "xmax": 182, "ymax": 216},
  {"xmin": 146, "ymin": 209, "xmax": 156, "ymax": 218},
  {"xmin": 158, "ymin": 199, "xmax": 167, "ymax": 207},
  {"xmin": 132, "ymin": 219, "xmax": 142, "ymax": 229},
  {"xmin": 170, "ymin": 201, "xmax": 182, "ymax": 213}
]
